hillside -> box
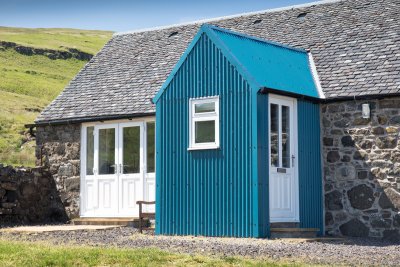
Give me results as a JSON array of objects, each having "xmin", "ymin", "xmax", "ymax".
[{"xmin": 0, "ymin": 27, "xmax": 113, "ymax": 166}]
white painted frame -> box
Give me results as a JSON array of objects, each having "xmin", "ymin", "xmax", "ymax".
[
  {"xmin": 268, "ymin": 94, "xmax": 299, "ymax": 222},
  {"xmin": 80, "ymin": 117, "xmax": 155, "ymax": 217},
  {"xmin": 188, "ymin": 96, "xmax": 220, "ymax": 150}
]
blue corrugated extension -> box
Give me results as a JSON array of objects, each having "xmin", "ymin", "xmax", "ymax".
[{"xmin": 155, "ymin": 24, "xmax": 323, "ymax": 238}]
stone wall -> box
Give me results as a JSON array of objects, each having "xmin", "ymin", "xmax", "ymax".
[
  {"xmin": 322, "ymin": 97, "xmax": 400, "ymax": 241},
  {"xmin": 0, "ymin": 165, "xmax": 67, "ymax": 224},
  {"xmin": 35, "ymin": 124, "xmax": 81, "ymax": 219}
]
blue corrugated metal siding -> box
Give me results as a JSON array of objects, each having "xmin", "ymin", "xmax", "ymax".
[
  {"xmin": 257, "ymin": 93, "xmax": 269, "ymax": 237},
  {"xmin": 156, "ymin": 33, "xmax": 262, "ymax": 237},
  {"xmin": 297, "ymin": 99, "xmax": 323, "ymax": 235}
]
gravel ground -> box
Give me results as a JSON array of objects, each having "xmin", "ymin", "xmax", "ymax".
[{"xmin": 1, "ymin": 226, "xmax": 400, "ymax": 266}]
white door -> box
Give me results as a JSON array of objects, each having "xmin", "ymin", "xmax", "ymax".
[
  {"xmin": 118, "ymin": 122, "xmax": 144, "ymax": 217},
  {"xmin": 269, "ymin": 95, "xmax": 299, "ymax": 222},
  {"xmin": 81, "ymin": 120, "xmax": 155, "ymax": 218}
]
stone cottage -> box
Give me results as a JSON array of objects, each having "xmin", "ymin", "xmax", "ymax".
[{"xmin": 31, "ymin": 0, "xmax": 400, "ymax": 239}]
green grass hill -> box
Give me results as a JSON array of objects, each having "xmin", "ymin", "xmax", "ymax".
[{"xmin": 0, "ymin": 26, "xmax": 113, "ymax": 166}]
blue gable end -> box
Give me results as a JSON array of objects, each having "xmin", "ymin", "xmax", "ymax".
[
  {"xmin": 153, "ymin": 24, "xmax": 321, "ymax": 103},
  {"xmin": 155, "ymin": 32, "xmax": 262, "ymax": 237}
]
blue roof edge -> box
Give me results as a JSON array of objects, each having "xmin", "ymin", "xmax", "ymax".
[{"xmin": 153, "ymin": 24, "xmax": 262, "ymax": 103}]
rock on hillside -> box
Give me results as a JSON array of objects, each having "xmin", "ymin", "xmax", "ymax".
[{"xmin": 0, "ymin": 41, "xmax": 93, "ymax": 61}]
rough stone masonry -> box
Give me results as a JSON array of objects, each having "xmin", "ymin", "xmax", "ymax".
[
  {"xmin": 35, "ymin": 124, "xmax": 81, "ymax": 219},
  {"xmin": 0, "ymin": 165, "xmax": 67, "ymax": 224},
  {"xmin": 322, "ymin": 97, "xmax": 400, "ymax": 241}
]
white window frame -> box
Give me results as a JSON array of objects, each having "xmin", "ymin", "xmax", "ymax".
[{"xmin": 188, "ymin": 96, "xmax": 220, "ymax": 150}]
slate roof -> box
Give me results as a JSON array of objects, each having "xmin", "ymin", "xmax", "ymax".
[{"xmin": 36, "ymin": 0, "xmax": 400, "ymax": 124}]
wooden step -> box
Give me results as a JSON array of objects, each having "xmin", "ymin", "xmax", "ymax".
[
  {"xmin": 270, "ymin": 228, "xmax": 319, "ymax": 239},
  {"xmin": 72, "ymin": 218, "xmax": 150, "ymax": 228}
]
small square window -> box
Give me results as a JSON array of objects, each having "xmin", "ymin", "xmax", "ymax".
[{"xmin": 189, "ymin": 97, "xmax": 219, "ymax": 150}]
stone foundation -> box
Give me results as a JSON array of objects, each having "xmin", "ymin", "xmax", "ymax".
[
  {"xmin": 0, "ymin": 165, "xmax": 67, "ymax": 224},
  {"xmin": 322, "ymin": 97, "xmax": 400, "ymax": 241},
  {"xmin": 35, "ymin": 124, "xmax": 81, "ymax": 219}
]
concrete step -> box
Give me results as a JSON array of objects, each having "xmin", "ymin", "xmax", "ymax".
[
  {"xmin": 72, "ymin": 218, "xmax": 150, "ymax": 228},
  {"xmin": 270, "ymin": 227, "xmax": 319, "ymax": 239}
]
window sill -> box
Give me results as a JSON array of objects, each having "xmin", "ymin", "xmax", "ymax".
[{"xmin": 187, "ymin": 145, "xmax": 220, "ymax": 151}]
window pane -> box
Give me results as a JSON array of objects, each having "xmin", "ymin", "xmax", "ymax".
[
  {"xmin": 195, "ymin": 102, "xmax": 215, "ymax": 113},
  {"xmin": 98, "ymin": 128, "xmax": 115, "ymax": 175},
  {"xmin": 195, "ymin": 120, "xmax": 215, "ymax": 143},
  {"xmin": 123, "ymin": 126, "xmax": 140, "ymax": 174},
  {"xmin": 282, "ymin": 105, "xmax": 291, "ymax": 168},
  {"xmin": 146, "ymin": 122, "xmax": 155, "ymax": 173},
  {"xmin": 270, "ymin": 104, "xmax": 279, "ymax": 167},
  {"xmin": 86, "ymin": 127, "xmax": 94, "ymax": 175}
]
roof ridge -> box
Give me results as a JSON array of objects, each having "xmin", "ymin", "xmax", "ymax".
[
  {"xmin": 206, "ymin": 24, "xmax": 307, "ymax": 53},
  {"xmin": 113, "ymin": 0, "xmax": 344, "ymax": 36}
]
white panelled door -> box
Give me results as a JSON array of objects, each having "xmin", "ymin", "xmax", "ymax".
[
  {"xmin": 81, "ymin": 120, "xmax": 155, "ymax": 217},
  {"xmin": 269, "ymin": 95, "xmax": 299, "ymax": 222}
]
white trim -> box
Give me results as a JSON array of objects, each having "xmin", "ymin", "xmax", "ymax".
[
  {"xmin": 79, "ymin": 125, "xmax": 87, "ymax": 216},
  {"xmin": 308, "ymin": 52, "xmax": 325, "ymax": 99},
  {"xmin": 293, "ymin": 99, "xmax": 299, "ymax": 222},
  {"xmin": 188, "ymin": 96, "xmax": 220, "ymax": 150},
  {"xmin": 114, "ymin": 0, "xmax": 344, "ymax": 36}
]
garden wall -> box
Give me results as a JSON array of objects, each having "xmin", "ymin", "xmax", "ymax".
[{"xmin": 0, "ymin": 165, "xmax": 67, "ymax": 224}]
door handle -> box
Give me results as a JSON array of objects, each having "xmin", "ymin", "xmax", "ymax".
[
  {"xmin": 292, "ymin": 155, "xmax": 295, "ymax": 167},
  {"xmin": 119, "ymin": 164, "xmax": 123, "ymax": 174}
]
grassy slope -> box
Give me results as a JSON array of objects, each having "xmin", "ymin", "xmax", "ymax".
[
  {"xmin": 0, "ymin": 27, "xmax": 113, "ymax": 166},
  {"xmin": 0, "ymin": 241, "xmax": 297, "ymax": 267},
  {"xmin": 0, "ymin": 27, "xmax": 112, "ymax": 54}
]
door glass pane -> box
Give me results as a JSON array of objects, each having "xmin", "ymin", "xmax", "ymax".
[
  {"xmin": 147, "ymin": 122, "xmax": 155, "ymax": 173},
  {"xmin": 282, "ymin": 105, "xmax": 291, "ymax": 168},
  {"xmin": 98, "ymin": 128, "xmax": 115, "ymax": 175},
  {"xmin": 123, "ymin": 126, "xmax": 140, "ymax": 174},
  {"xmin": 86, "ymin": 127, "xmax": 94, "ymax": 175},
  {"xmin": 195, "ymin": 120, "xmax": 215, "ymax": 143},
  {"xmin": 195, "ymin": 102, "xmax": 215, "ymax": 113},
  {"xmin": 270, "ymin": 104, "xmax": 279, "ymax": 167}
]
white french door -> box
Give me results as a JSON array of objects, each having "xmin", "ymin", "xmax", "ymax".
[
  {"xmin": 269, "ymin": 95, "xmax": 299, "ymax": 222},
  {"xmin": 81, "ymin": 120, "xmax": 155, "ymax": 217}
]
